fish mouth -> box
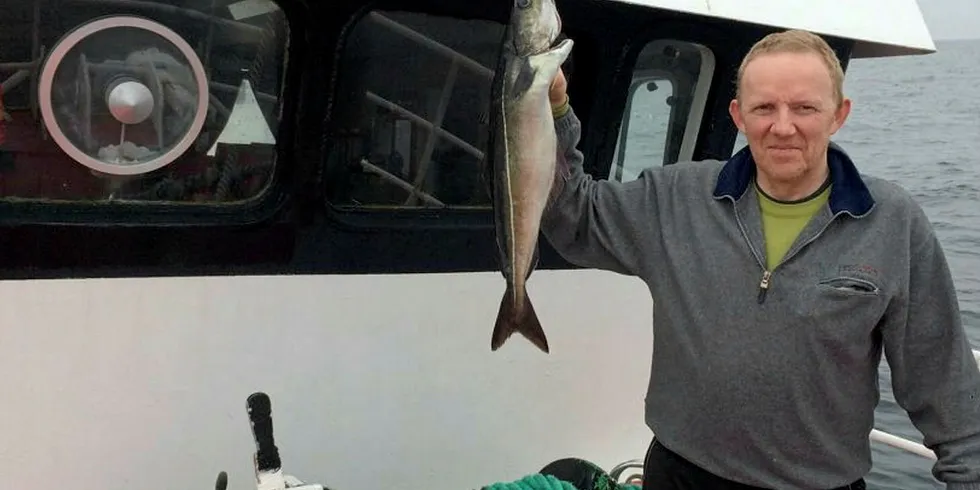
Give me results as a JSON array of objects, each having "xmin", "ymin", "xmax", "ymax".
[{"xmin": 510, "ymin": 0, "xmax": 562, "ymax": 55}]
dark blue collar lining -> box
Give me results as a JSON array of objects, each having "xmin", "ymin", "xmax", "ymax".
[{"xmin": 712, "ymin": 142, "xmax": 875, "ymax": 217}]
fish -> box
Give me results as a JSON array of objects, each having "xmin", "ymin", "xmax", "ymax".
[{"xmin": 488, "ymin": 0, "xmax": 573, "ymax": 353}]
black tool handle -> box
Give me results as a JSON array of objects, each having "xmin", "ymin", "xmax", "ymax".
[
  {"xmin": 247, "ymin": 392, "xmax": 281, "ymax": 472},
  {"xmin": 215, "ymin": 471, "xmax": 228, "ymax": 490}
]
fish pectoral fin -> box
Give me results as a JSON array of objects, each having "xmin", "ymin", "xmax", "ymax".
[
  {"xmin": 512, "ymin": 57, "xmax": 537, "ymax": 99},
  {"xmin": 491, "ymin": 286, "xmax": 550, "ymax": 354},
  {"xmin": 527, "ymin": 38, "xmax": 574, "ymax": 85}
]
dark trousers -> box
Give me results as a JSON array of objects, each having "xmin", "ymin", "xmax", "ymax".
[{"xmin": 642, "ymin": 439, "xmax": 866, "ymax": 490}]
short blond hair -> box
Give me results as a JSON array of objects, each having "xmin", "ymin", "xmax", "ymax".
[{"xmin": 736, "ymin": 29, "xmax": 845, "ymax": 107}]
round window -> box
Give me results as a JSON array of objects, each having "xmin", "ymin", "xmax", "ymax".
[{"xmin": 38, "ymin": 16, "xmax": 209, "ymax": 176}]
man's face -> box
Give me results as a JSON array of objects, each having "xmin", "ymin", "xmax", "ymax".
[{"xmin": 729, "ymin": 51, "xmax": 851, "ymax": 199}]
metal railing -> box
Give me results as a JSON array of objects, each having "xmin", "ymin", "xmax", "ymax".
[{"xmin": 361, "ymin": 12, "xmax": 494, "ymax": 207}]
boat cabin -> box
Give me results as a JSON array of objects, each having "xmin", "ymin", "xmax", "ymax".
[{"xmin": 0, "ymin": 1, "xmax": 942, "ymax": 490}]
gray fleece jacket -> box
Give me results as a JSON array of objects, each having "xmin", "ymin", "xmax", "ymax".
[{"xmin": 541, "ymin": 106, "xmax": 980, "ymax": 489}]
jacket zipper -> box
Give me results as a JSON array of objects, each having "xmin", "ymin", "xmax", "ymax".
[
  {"xmin": 757, "ymin": 270, "xmax": 771, "ymax": 304},
  {"xmin": 728, "ymin": 198, "xmax": 774, "ymax": 304}
]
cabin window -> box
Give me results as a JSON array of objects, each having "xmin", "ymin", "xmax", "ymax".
[
  {"xmin": 732, "ymin": 132, "xmax": 749, "ymax": 155},
  {"xmin": 325, "ymin": 10, "xmax": 505, "ymax": 211},
  {"xmin": 610, "ymin": 39, "xmax": 715, "ymax": 181},
  {"xmin": 0, "ymin": 2, "xmax": 287, "ymax": 205}
]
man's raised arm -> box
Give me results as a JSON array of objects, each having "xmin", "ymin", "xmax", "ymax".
[{"xmin": 540, "ymin": 70, "xmax": 664, "ymax": 277}]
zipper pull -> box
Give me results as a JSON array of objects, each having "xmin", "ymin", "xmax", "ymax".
[{"xmin": 757, "ymin": 270, "xmax": 771, "ymax": 304}]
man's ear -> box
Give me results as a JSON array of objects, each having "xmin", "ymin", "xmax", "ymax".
[
  {"xmin": 729, "ymin": 98, "xmax": 745, "ymax": 133},
  {"xmin": 831, "ymin": 97, "xmax": 852, "ymax": 134}
]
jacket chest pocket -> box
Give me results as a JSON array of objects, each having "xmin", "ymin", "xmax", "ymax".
[
  {"xmin": 793, "ymin": 275, "xmax": 888, "ymax": 360},
  {"xmin": 818, "ymin": 276, "xmax": 880, "ymax": 296}
]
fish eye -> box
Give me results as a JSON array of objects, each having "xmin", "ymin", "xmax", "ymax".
[{"xmin": 516, "ymin": 0, "xmax": 531, "ymax": 8}]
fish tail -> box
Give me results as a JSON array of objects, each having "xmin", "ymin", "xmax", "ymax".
[{"xmin": 491, "ymin": 285, "xmax": 550, "ymax": 353}]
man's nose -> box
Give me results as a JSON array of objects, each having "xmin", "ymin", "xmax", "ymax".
[{"xmin": 769, "ymin": 107, "xmax": 797, "ymax": 136}]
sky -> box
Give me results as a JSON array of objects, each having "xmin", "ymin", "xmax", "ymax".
[{"xmin": 918, "ymin": 0, "xmax": 980, "ymax": 40}]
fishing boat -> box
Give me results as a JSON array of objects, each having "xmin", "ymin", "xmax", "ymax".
[{"xmin": 0, "ymin": 0, "xmax": 974, "ymax": 488}]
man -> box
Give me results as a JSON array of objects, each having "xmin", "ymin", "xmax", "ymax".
[{"xmin": 541, "ymin": 29, "xmax": 980, "ymax": 490}]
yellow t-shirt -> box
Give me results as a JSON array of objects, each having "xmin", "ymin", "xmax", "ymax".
[{"xmin": 756, "ymin": 182, "xmax": 831, "ymax": 270}]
